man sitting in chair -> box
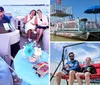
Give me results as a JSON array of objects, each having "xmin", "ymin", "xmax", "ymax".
[
  {"xmin": 75, "ymin": 57, "xmax": 97, "ymax": 85},
  {"xmin": 0, "ymin": 6, "xmax": 20, "ymax": 60},
  {"xmin": 0, "ymin": 6, "xmax": 10, "ymax": 23},
  {"xmin": 56, "ymin": 52, "xmax": 80, "ymax": 85},
  {"xmin": 0, "ymin": 6, "xmax": 11, "ymax": 33}
]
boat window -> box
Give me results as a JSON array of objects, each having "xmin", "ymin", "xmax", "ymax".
[
  {"xmin": 63, "ymin": 21, "xmax": 78, "ymax": 28},
  {"xmin": 79, "ymin": 21, "xmax": 98, "ymax": 30}
]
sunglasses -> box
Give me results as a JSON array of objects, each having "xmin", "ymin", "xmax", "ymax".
[{"xmin": 69, "ymin": 55, "xmax": 74, "ymax": 57}]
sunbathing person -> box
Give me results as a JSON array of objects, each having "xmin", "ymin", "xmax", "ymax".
[
  {"xmin": 24, "ymin": 10, "xmax": 37, "ymax": 42},
  {"xmin": 36, "ymin": 9, "xmax": 49, "ymax": 43},
  {"xmin": 56, "ymin": 52, "xmax": 80, "ymax": 85},
  {"xmin": 75, "ymin": 57, "xmax": 97, "ymax": 85}
]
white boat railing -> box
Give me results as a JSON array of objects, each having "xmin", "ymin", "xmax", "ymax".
[
  {"xmin": 50, "ymin": 19, "xmax": 80, "ymax": 31},
  {"xmin": 50, "ymin": 19, "xmax": 100, "ymax": 32},
  {"xmin": 51, "ymin": 3, "xmax": 72, "ymax": 15}
]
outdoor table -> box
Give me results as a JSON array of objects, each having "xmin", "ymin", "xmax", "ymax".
[{"xmin": 14, "ymin": 49, "xmax": 49, "ymax": 85}]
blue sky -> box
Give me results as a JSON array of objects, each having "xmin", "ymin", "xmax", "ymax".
[
  {"xmin": 51, "ymin": 0, "xmax": 100, "ymax": 21},
  {"xmin": 50, "ymin": 42, "xmax": 100, "ymax": 62},
  {"xmin": 0, "ymin": 0, "xmax": 49, "ymax": 5}
]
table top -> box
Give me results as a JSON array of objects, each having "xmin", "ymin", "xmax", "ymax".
[{"xmin": 14, "ymin": 49, "xmax": 49, "ymax": 85}]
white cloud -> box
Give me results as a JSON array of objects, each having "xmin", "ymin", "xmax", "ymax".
[
  {"xmin": 66, "ymin": 44, "xmax": 100, "ymax": 62},
  {"xmin": 87, "ymin": 43, "xmax": 100, "ymax": 51},
  {"xmin": 53, "ymin": 43, "xmax": 64, "ymax": 51},
  {"xmin": 77, "ymin": 51, "xmax": 99, "ymax": 62},
  {"xmin": 52, "ymin": 42, "xmax": 76, "ymax": 51},
  {"xmin": 52, "ymin": 43, "xmax": 100, "ymax": 62}
]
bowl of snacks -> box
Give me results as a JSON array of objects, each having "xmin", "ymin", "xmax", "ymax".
[{"xmin": 29, "ymin": 57, "xmax": 37, "ymax": 63}]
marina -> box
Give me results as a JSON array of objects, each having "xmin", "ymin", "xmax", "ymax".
[{"xmin": 50, "ymin": 1, "xmax": 100, "ymax": 41}]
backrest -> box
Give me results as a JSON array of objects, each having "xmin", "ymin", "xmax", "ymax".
[
  {"xmin": 92, "ymin": 63, "xmax": 100, "ymax": 74},
  {"xmin": 80, "ymin": 64, "xmax": 84, "ymax": 68}
]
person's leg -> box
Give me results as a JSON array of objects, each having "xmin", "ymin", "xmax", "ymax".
[
  {"xmin": 36, "ymin": 28, "xmax": 40, "ymax": 35},
  {"xmin": 85, "ymin": 72, "xmax": 91, "ymax": 85},
  {"xmin": 36, "ymin": 28, "xmax": 40, "ymax": 41},
  {"xmin": 69, "ymin": 70, "xmax": 75, "ymax": 85},
  {"xmin": 27, "ymin": 29, "xmax": 32, "ymax": 39},
  {"xmin": 75, "ymin": 72, "xmax": 84, "ymax": 85},
  {"xmin": 36, "ymin": 28, "xmax": 44, "ymax": 43},
  {"xmin": 56, "ymin": 72, "xmax": 66, "ymax": 85}
]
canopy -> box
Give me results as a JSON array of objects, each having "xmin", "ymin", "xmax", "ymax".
[{"xmin": 84, "ymin": 5, "xmax": 100, "ymax": 14}]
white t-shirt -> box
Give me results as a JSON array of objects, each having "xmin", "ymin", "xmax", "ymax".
[{"xmin": 37, "ymin": 15, "xmax": 48, "ymax": 27}]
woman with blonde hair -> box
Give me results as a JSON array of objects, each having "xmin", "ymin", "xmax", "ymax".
[{"xmin": 36, "ymin": 9, "xmax": 49, "ymax": 43}]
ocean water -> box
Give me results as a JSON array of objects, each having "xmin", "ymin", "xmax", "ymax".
[{"xmin": 3, "ymin": 5, "xmax": 49, "ymax": 18}]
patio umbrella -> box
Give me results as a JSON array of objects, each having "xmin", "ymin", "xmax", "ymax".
[
  {"xmin": 84, "ymin": 5, "xmax": 100, "ymax": 13},
  {"xmin": 84, "ymin": 5, "xmax": 100, "ymax": 21}
]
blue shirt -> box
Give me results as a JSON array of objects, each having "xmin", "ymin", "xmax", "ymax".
[
  {"xmin": 0, "ymin": 15, "xmax": 11, "ymax": 29},
  {"xmin": 2, "ymin": 15, "xmax": 10, "ymax": 23},
  {"xmin": 0, "ymin": 15, "xmax": 10, "ymax": 26},
  {"xmin": 66, "ymin": 60, "xmax": 80, "ymax": 72}
]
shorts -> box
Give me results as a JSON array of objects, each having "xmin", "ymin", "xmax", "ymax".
[
  {"xmin": 63, "ymin": 70, "xmax": 69, "ymax": 75},
  {"xmin": 36, "ymin": 26, "xmax": 48, "ymax": 29}
]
